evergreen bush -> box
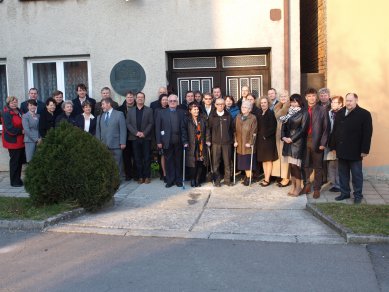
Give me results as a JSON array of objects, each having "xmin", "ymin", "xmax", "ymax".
[{"xmin": 25, "ymin": 122, "xmax": 120, "ymax": 211}]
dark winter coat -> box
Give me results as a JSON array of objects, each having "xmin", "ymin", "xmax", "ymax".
[
  {"xmin": 329, "ymin": 105, "xmax": 372, "ymax": 160},
  {"xmin": 181, "ymin": 116, "xmax": 208, "ymax": 168},
  {"xmin": 281, "ymin": 110, "xmax": 309, "ymax": 160},
  {"xmin": 39, "ymin": 109, "xmax": 56, "ymax": 138},
  {"xmin": 256, "ymin": 109, "xmax": 278, "ymax": 162},
  {"xmin": 55, "ymin": 112, "xmax": 77, "ymax": 127},
  {"xmin": 206, "ymin": 110, "xmax": 233, "ymax": 145}
]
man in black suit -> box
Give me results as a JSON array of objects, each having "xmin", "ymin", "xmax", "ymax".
[
  {"xmin": 126, "ymin": 92, "xmax": 154, "ymax": 184},
  {"xmin": 72, "ymin": 83, "xmax": 96, "ymax": 116},
  {"xmin": 155, "ymin": 94, "xmax": 186, "ymax": 188},
  {"xmin": 20, "ymin": 88, "xmax": 45, "ymax": 115},
  {"xmin": 330, "ymin": 93, "xmax": 373, "ymax": 204}
]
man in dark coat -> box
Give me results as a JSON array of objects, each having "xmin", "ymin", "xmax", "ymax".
[
  {"xmin": 206, "ymin": 97, "xmax": 234, "ymax": 187},
  {"xmin": 155, "ymin": 94, "xmax": 186, "ymax": 188},
  {"xmin": 94, "ymin": 87, "xmax": 119, "ymax": 117},
  {"xmin": 72, "ymin": 83, "xmax": 96, "ymax": 116},
  {"xmin": 300, "ymin": 88, "xmax": 329, "ymax": 198},
  {"xmin": 118, "ymin": 91, "xmax": 136, "ymax": 181},
  {"xmin": 20, "ymin": 88, "xmax": 45, "ymax": 115},
  {"xmin": 330, "ymin": 93, "xmax": 373, "ymax": 204},
  {"xmin": 126, "ymin": 92, "xmax": 154, "ymax": 184}
]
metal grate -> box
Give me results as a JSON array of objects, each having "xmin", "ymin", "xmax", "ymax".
[
  {"xmin": 228, "ymin": 78, "xmax": 239, "ymax": 100},
  {"xmin": 173, "ymin": 57, "xmax": 217, "ymax": 69},
  {"xmin": 251, "ymin": 78, "xmax": 261, "ymax": 98},
  {"xmin": 222, "ymin": 55, "xmax": 267, "ymax": 68}
]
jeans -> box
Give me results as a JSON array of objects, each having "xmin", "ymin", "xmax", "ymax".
[{"xmin": 338, "ymin": 158, "xmax": 363, "ymax": 199}]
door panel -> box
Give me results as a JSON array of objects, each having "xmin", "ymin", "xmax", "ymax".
[{"xmin": 177, "ymin": 76, "xmax": 213, "ymax": 103}]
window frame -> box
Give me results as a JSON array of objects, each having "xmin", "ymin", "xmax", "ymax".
[
  {"xmin": 27, "ymin": 56, "xmax": 92, "ymax": 100},
  {"xmin": 0, "ymin": 61, "xmax": 9, "ymax": 111}
]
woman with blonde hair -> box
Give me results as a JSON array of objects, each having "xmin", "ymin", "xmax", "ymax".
[
  {"xmin": 256, "ymin": 96, "xmax": 278, "ymax": 186},
  {"xmin": 272, "ymin": 89, "xmax": 291, "ymax": 187},
  {"xmin": 1, "ymin": 96, "xmax": 25, "ymax": 187}
]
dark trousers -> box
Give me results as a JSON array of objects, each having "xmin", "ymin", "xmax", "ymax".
[
  {"xmin": 132, "ymin": 139, "xmax": 151, "ymax": 179},
  {"xmin": 212, "ymin": 144, "xmax": 232, "ymax": 183},
  {"xmin": 165, "ymin": 142, "xmax": 183, "ymax": 185},
  {"xmin": 189, "ymin": 161, "xmax": 204, "ymax": 182},
  {"xmin": 302, "ymin": 138, "xmax": 323, "ymax": 191},
  {"xmin": 338, "ymin": 158, "xmax": 363, "ymax": 199},
  {"xmin": 123, "ymin": 139, "xmax": 137, "ymax": 179},
  {"xmin": 9, "ymin": 148, "xmax": 25, "ymax": 185}
]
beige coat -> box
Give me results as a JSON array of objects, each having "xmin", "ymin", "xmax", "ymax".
[
  {"xmin": 235, "ymin": 113, "xmax": 257, "ymax": 155},
  {"xmin": 271, "ymin": 101, "xmax": 291, "ymax": 179}
]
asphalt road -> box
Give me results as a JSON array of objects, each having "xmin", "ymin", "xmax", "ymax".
[{"xmin": 1, "ymin": 231, "xmax": 388, "ymax": 292}]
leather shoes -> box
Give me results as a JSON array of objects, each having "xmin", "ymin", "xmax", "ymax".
[
  {"xmin": 11, "ymin": 183, "xmax": 23, "ymax": 187},
  {"xmin": 165, "ymin": 183, "xmax": 173, "ymax": 188},
  {"xmin": 214, "ymin": 181, "xmax": 222, "ymax": 187},
  {"xmin": 137, "ymin": 178, "xmax": 144, "ymax": 184},
  {"xmin": 313, "ymin": 190, "xmax": 320, "ymax": 199},
  {"xmin": 176, "ymin": 182, "xmax": 183, "ymax": 187},
  {"xmin": 144, "ymin": 178, "xmax": 151, "ymax": 184},
  {"xmin": 335, "ymin": 194, "xmax": 351, "ymax": 201},
  {"xmin": 354, "ymin": 197, "xmax": 363, "ymax": 204},
  {"xmin": 191, "ymin": 180, "xmax": 196, "ymax": 187},
  {"xmin": 300, "ymin": 184, "xmax": 311, "ymax": 195}
]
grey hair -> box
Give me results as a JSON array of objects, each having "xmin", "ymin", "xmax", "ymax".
[
  {"xmin": 61, "ymin": 100, "xmax": 73, "ymax": 110},
  {"xmin": 241, "ymin": 100, "xmax": 253, "ymax": 111},
  {"xmin": 318, "ymin": 87, "xmax": 330, "ymax": 96}
]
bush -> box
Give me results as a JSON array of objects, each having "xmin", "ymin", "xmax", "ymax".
[{"xmin": 25, "ymin": 122, "xmax": 120, "ymax": 211}]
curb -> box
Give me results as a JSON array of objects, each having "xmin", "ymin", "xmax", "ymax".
[
  {"xmin": 306, "ymin": 202, "xmax": 389, "ymax": 244},
  {"xmin": 0, "ymin": 208, "xmax": 85, "ymax": 231}
]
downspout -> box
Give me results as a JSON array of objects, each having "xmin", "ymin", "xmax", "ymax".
[{"xmin": 284, "ymin": 0, "xmax": 290, "ymax": 92}]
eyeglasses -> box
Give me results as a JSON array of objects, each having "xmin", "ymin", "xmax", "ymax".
[
  {"xmin": 204, "ymin": 98, "xmax": 212, "ymax": 100},
  {"xmin": 215, "ymin": 104, "xmax": 224, "ymax": 106},
  {"xmin": 168, "ymin": 100, "xmax": 178, "ymax": 102}
]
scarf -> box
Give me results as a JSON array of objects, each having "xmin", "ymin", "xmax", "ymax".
[{"xmin": 279, "ymin": 106, "xmax": 301, "ymax": 123}]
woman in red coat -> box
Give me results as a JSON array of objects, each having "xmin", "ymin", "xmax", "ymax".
[{"xmin": 2, "ymin": 96, "xmax": 25, "ymax": 187}]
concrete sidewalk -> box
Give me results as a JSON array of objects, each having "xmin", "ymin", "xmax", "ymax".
[
  {"xmin": 46, "ymin": 179, "xmax": 344, "ymax": 244},
  {"xmin": 1, "ymin": 171, "xmax": 388, "ymax": 244}
]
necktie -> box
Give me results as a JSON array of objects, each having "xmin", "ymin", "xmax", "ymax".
[{"xmin": 105, "ymin": 112, "xmax": 110, "ymax": 125}]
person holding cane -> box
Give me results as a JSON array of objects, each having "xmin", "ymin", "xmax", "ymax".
[{"xmin": 234, "ymin": 100, "xmax": 257, "ymax": 186}]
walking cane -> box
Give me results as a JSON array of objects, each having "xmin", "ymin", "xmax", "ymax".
[
  {"xmin": 182, "ymin": 146, "xmax": 186, "ymax": 189},
  {"xmin": 249, "ymin": 133, "xmax": 257, "ymax": 187},
  {"xmin": 207, "ymin": 146, "xmax": 215, "ymax": 186},
  {"xmin": 233, "ymin": 145, "xmax": 237, "ymax": 185}
]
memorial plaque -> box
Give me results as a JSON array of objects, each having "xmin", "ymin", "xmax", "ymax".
[{"xmin": 110, "ymin": 60, "xmax": 146, "ymax": 96}]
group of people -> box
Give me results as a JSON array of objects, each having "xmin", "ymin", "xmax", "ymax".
[{"xmin": 1, "ymin": 84, "xmax": 372, "ymax": 204}]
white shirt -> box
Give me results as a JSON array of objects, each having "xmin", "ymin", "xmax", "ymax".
[
  {"xmin": 82, "ymin": 113, "xmax": 95, "ymax": 132},
  {"xmin": 216, "ymin": 110, "xmax": 225, "ymax": 116}
]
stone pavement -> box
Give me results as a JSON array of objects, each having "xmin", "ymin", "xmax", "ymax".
[{"xmin": 1, "ymin": 171, "xmax": 388, "ymax": 244}]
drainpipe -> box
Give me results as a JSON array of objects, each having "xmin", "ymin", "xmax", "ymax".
[{"xmin": 284, "ymin": 0, "xmax": 290, "ymax": 92}]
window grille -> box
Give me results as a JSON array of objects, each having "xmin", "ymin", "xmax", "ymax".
[
  {"xmin": 173, "ymin": 57, "xmax": 217, "ymax": 69},
  {"xmin": 222, "ymin": 55, "xmax": 266, "ymax": 68}
]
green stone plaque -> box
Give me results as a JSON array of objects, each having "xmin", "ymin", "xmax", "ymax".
[{"xmin": 110, "ymin": 60, "xmax": 146, "ymax": 96}]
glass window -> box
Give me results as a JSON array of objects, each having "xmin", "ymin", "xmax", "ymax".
[
  {"xmin": 27, "ymin": 58, "xmax": 91, "ymax": 101},
  {"xmin": 0, "ymin": 64, "xmax": 8, "ymax": 110}
]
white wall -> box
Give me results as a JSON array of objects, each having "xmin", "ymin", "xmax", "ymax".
[{"xmin": 0, "ymin": 0, "xmax": 300, "ymax": 103}]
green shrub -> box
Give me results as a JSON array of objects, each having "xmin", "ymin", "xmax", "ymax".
[{"xmin": 25, "ymin": 122, "xmax": 120, "ymax": 211}]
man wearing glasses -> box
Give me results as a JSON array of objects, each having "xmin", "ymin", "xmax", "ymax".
[
  {"xmin": 206, "ymin": 98, "xmax": 234, "ymax": 187},
  {"xmin": 201, "ymin": 93, "xmax": 215, "ymax": 119},
  {"xmin": 155, "ymin": 94, "xmax": 186, "ymax": 188}
]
